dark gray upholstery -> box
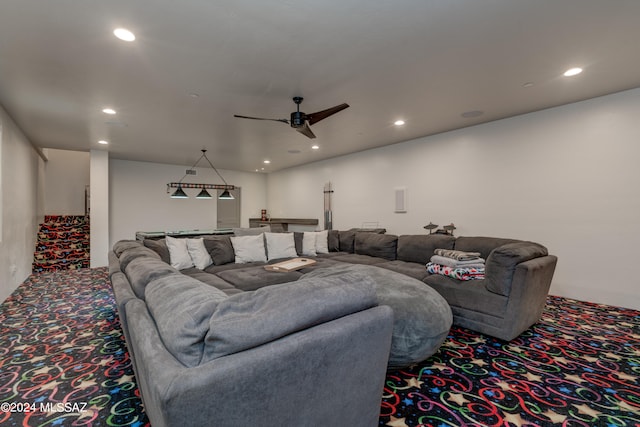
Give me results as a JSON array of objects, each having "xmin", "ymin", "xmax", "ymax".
[
  {"xmin": 111, "ymin": 239, "xmax": 394, "ymax": 427},
  {"xmin": 217, "ymin": 266, "xmax": 303, "ymax": 291},
  {"xmin": 355, "ymin": 232, "xmax": 398, "ymax": 260},
  {"xmin": 304, "ymin": 264, "xmax": 452, "ymax": 369},
  {"xmin": 396, "ymin": 234, "xmax": 456, "ymax": 264},
  {"xmin": 203, "ymin": 235, "xmax": 235, "ymax": 265},
  {"xmin": 328, "ymin": 229, "xmax": 340, "ymax": 251},
  {"xmin": 484, "ymin": 241, "xmax": 548, "ymax": 296},
  {"xmin": 143, "ymin": 238, "xmax": 170, "ymax": 263},
  {"xmin": 338, "ymin": 230, "xmax": 356, "ymax": 253},
  {"xmin": 145, "ymin": 273, "xmax": 229, "ymax": 367},
  {"xmin": 202, "ymin": 272, "xmax": 379, "ymax": 362},
  {"xmin": 110, "ymin": 229, "xmax": 557, "ymax": 425}
]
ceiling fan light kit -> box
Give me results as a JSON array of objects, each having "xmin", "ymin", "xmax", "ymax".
[
  {"xmin": 167, "ymin": 149, "xmax": 235, "ymax": 200},
  {"xmin": 234, "ymin": 97, "xmax": 349, "ymax": 139}
]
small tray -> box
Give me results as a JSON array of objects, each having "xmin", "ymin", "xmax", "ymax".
[{"xmin": 264, "ymin": 257, "xmax": 317, "ymax": 272}]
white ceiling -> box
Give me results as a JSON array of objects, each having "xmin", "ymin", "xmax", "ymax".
[{"xmin": 1, "ymin": 0, "xmax": 639, "ymax": 172}]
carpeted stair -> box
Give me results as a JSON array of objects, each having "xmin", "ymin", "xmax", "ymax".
[{"xmin": 32, "ymin": 215, "xmax": 90, "ymax": 273}]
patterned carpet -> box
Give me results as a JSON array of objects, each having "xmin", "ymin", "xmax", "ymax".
[{"xmin": 1, "ymin": 268, "xmax": 639, "ymax": 426}]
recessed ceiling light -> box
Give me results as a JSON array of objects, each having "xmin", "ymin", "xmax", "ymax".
[
  {"xmin": 98, "ymin": 140, "xmax": 109, "ymax": 145},
  {"xmin": 102, "ymin": 108, "xmax": 116, "ymax": 115},
  {"xmin": 113, "ymin": 28, "xmax": 136, "ymax": 42},
  {"xmin": 263, "ymin": 160, "xmax": 271, "ymax": 164},
  {"xmin": 311, "ymin": 145, "xmax": 319, "ymax": 150},
  {"xmin": 461, "ymin": 110, "xmax": 484, "ymax": 118},
  {"xmin": 394, "ymin": 120, "xmax": 405, "ymax": 126},
  {"xmin": 522, "ymin": 82, "xmax": 534, "ymax": 88},
  {"xmin": 563, "ymin": 67, "xmax": 583, "ymax": 77},
  {"xmin": 288, "ymin": 149, "xmax": 301, "ymax": 154}
]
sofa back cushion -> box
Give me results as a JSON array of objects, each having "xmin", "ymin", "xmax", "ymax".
[
  {"xmin": 485, "ymin": 242, "xmax": 548, "ymax": 296},
  {"xmin": 328, "ymin": 230, "xmax": 340, "ymax": 252},
  {"xmin": 338, "ymin": 230, "xmax": 357, "ymax": 253},
  {"xmin": 397, "ymin": 234, "xmax": 456, "ymax": 264},
  {"xmin": 203, "ymin": 236, "xmax": 235, "ymax": 265},
  {"xmin": 145, "ymin": 273, "xmax": 229, "ymax": 367},
  {"xmin": 355, "ymin": 233, "xmax": 398, "ymax": 261},
  {"xmin": 143, "ymin": 238, "xmax": 170, "ymax": 263},
  {"xmin": 454, "ymin": 236, "xmax": 520, "ymax": 260},
  {"xmin": 124, "ymin": 257, "xmax": 178, "ymax": 300},
  {"xmin": 201, "ymin": 271, "xmax": 378, "ymax": 363},
  {"xmin": 117, "ymin": 244, "xmax": 161, "ymax": 271}
]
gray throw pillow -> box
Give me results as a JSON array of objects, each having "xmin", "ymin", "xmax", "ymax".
[
  {"xmin": 338, "ymin": 230, "xmax": 356, "ymax": 253},
  {"xmin": 143, "ymin": 238, "xmax": 171, "ymax": 264},
  {"xmin": 204, "ymin": 236, "xmax": 235, "ymax": 265}
]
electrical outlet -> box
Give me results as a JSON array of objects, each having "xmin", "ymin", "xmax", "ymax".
[{"xmin": 186, "ymin": 169, "xmax": 196, "ymax": 175}]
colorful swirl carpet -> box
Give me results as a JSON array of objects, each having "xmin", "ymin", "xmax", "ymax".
[{"xmin": 1, "ymin": 268, "xmax": 638, "ymax": 426}]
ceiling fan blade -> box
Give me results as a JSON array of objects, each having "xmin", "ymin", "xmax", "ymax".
[
  {"xmin": 233, "ymin": 114, "xmax": 289, "ymax": 124},
  {"xmin": 295, "ymin": 122, "xmax": 316, "ymax": 139},
  {"xmin": 306, "ymin": 103, "xmax": 349, "ymax": 125}
]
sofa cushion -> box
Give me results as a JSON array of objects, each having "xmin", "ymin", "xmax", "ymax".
[
  {"xmin": 303, "ymin": 264, "xmax": 452, "ymax": 369},
  {"xmin": 230, "ymin": 234, "xmax": 267, "ymax": 263},
  {"xmin": 203, "ymin": 236, "xmax": 235, "ymax": 265},
  {"xmin": 396, "ymin": 234, "xmax": 456, "ymax": 264},
  {"xmin": 145, "ymin": 272, "xmax": 229, "ymax": 367},
  {"xmin": 339, "ymin": 230, "xmax": 356, "ymax": 253},
  {"xmin": 377, "ymin": 260, "xmax": 430, "ymax": 281},
  {"xmin": 113, "ymin": 240, "xmax": 144, "ymax": 257},
  {"xmin": 301, "ymin": 232, "xmax": 317, "ymax": 256},
  {"xmin": 264, "ymin": 232, "xmax": 297, "ymax": 260},
  {"xmin": 217, "ymin": 265, "xmax": 302, "ymax": 291},
  {"xmin": 329, "ymin": 253, "xmax": 389, "ymax": 265},
  {"xmin": 118, "ymin": 245, "xmax": 161, "ymax": 271},
  {"xmin": 454, "ymin": 236, "xmax": 519, "ymax": 260},
  {"xmin": 355, "ymin": 233, "xmax": 398, "ymax": 261},
  {"xmin": 143, "ymin": 238, "xmax": 170, "ymax": 263},
  {"xmin": 124, "ymin": 257, "xmax": 178, "ymax": 300},
  {"xmin": 201, "ymin": 271, "xmax": 379, "ymax": 363},
  {"xmin": 484, "ymin": 242, "xmax": 548, "ymax": 296},
  {"xmin": 187, "ymin": 238, "xmax": 213, "ymax": 269},
  {"xmin": 424, "ymin": 274, "xmax": 508, "ymax": 316},
  {"xmin": 328, "ymin": 230, "xmax": 340, "ymax": 252},
  {"xmin": 165, "ymin": 236, "xmax": 195, "ymax": 270}
]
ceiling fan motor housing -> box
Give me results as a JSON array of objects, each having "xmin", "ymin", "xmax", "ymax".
[{"xmin": 290, "ymin": 111, "xmax": 306, "ymax": 128}]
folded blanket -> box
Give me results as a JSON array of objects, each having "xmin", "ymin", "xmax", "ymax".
[
  {"xmin": 426, "ymin": 262, "xmax": 485, "ymax": 281},
  {"xmin": 430, "ymin": 255, "xmax": 485, "ymax": 269},
  {"xmin": 434, "ymin": 248, "xmax": 481, "ymax": 261}
]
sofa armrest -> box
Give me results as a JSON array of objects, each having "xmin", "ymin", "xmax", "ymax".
[
  {"xmin": 124, "ymin": 298, "xmax": 393, "ymax": 427},
  {"xmin": 498, "ymin": 255, "xmax": 558, "ymax": 340}
]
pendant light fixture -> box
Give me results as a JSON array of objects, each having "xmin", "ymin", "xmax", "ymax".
[{"xmin": 167, "ymin": 149, "xmax": 235, "ymax": 200}]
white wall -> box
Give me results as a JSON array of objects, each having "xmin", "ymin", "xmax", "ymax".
[
  {"xmin": 267, "ymin": 88, "xmax": 640, "ymax": 310},
  {"xmin": 43, "ymin": 148, "xmax": 89, "ymax": 215},
  {"xmin": 90, "ymin": 150, "xmax": 109, "ymax": 267},
  {"xmin": 0, "ymin": 105, "xmax": 43, "ymax": 303},
  {"xmin": 109, "ymin": 159, "xmax": 267, "ymax": 247}
]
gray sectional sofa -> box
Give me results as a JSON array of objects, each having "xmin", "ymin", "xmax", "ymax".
[{"xmin": 109, "ymin": 230, "xmax": 557, "ymax": 427}]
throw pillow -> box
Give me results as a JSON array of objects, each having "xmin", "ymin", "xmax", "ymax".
[
  {"xmin": 203, "ymin": 236, "xmax": 235, "ymax": 265},
  {"xmin": 301, "ymin": 232, "xmax": 317, "ymax": 256},
  {"xmin": 315, "ymin": 230, "xmax": 329, "ymax": 254},
  {"xmin": 186, "ymin": 238, "xmax": 213, "ymax": 270},
  {"xmin": 230, "ymin": 234, "xmax": 267, "ymax": 263},
  {"xmin": 265, "ymin": 232, "xmax": 297, "ymax": 261},
  {"xmin": 165, "ymin": 236, "xmax": 195, "ymax": 270}
]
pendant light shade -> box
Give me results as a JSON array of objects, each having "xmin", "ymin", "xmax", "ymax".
[
  {"xmin": 171, "ymin": 186, "xmax": 188, "ymax": 199},
  {"xmin": 196, "ymin": 188, "xmax": 213, "ymax": 199},
  {"xmin": 218, "ymin": 189, "xmax": 235, "ymax": 200}
]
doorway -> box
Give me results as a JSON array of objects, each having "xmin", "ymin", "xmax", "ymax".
[{"xmin": 216, "ymin": 188, "xmax": 241, "ymax": 228}]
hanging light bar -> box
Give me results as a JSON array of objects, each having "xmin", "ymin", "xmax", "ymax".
[{"xmin": 166, "ymin": 149, "xmax": 235, "ymax": 200}]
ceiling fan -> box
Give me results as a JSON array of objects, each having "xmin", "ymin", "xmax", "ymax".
[{"xmin": 234, "ymin": 97, "xmax": 349, "ymax": 139}]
